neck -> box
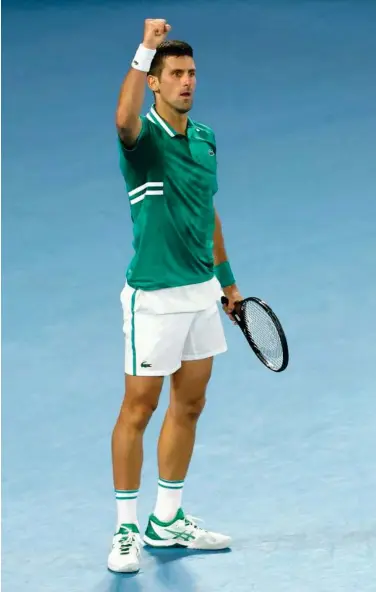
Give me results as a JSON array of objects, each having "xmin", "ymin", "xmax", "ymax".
[{"xmin": 155, "ymin": 101, "xmax": 188, "ymax": 135}]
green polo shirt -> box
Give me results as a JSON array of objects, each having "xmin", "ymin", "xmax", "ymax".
[{"xmin": 118, "ymin": 104, "xmax": 218, "ymax": 291}]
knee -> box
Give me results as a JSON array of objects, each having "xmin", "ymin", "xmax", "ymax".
[
  {"xmin": 119, "ymin": 394, "xmax": 158, "ymax": 432},
  {"xmin": 173, "ymin": 396, "xmax": 206, "ymax": 423}
]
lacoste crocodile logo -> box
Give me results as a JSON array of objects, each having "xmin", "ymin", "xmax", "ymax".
[{"xmin": 141, "ymin": 361, "xmax": 152, "ymax": 368}]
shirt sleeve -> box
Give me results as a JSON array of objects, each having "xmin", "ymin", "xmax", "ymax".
[{"xmin": 117, "ymin": 115, "xmax": 154, "ymax": 163}]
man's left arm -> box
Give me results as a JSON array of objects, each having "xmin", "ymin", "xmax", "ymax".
[{"xmin": 213, "ymin": 209, "xmax": 243, "ymax": 316}]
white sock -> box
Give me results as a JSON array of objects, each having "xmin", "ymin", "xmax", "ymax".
[
  {"xmin": 115, "ymin": 489, "xmax": 139, "ymax": 529},
  {"xmin": 154, "ymin": 478, "xmax": 184, "ymax": 523}
]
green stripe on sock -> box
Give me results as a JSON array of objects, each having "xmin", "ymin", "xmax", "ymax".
[
  {"xmin": 158, "ymin": 478, "xmax": 184, "ymax": 489},
  {"xmin": 115, "ymin": 488, "xmax": 139, "ymax": 500},
  {"xmin": 116, "ymin": 495, "xmax": 138, "ymax": 500},
  {"xmin": 159, "ymin": 478, "xmax": 184, "ymax": 484}
]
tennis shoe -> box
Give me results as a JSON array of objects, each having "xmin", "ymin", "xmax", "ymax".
[
  {"xmin": 107, "ymin": 523, "xmax": 141, "ymax": 573},
  {"xmin": 143, "ymin": 508, "xmax": 231, "ymax": 550}
]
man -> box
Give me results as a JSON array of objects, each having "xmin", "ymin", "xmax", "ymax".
[{"xmin": 108, "ymin": 19, "xmax": 242, "ymax": 573}]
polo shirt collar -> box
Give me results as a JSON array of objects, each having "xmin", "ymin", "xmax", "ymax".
[{"xmin": 147, "ymin": 104, "xmax": 194, "ymax": 138}]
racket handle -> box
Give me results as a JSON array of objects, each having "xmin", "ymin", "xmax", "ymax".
[{"xmin": 221, "ymin": 296, "xmax": 241, "ymax": 320}]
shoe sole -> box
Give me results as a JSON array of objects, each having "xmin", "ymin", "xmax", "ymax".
[
  {"xmin": 143, "ymin": 534, "xmax": 232, "ymax": 550},
  {"xmin": 107, "ymin": 561, "xmax": 140, "ymax": 573}
]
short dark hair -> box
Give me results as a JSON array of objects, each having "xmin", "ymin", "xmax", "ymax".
[{"xmin": 148, "ymin": 40, "xmax": 193, "ymax": 78}]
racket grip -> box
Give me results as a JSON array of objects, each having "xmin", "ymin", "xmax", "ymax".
[{"xmin": 221, "ymin": 296, "xmax": 241, "ymax": 319}]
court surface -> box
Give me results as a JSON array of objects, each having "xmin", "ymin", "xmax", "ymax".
[{"xmin": 2, "ymin": 1, "xmax": 376, "ymax": 590}]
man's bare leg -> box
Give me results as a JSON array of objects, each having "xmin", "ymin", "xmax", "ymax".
[
  {"xmin": 111, "ymin": 374, "xmax": 163, "ymax": 525},
  {"xmin": 143, "ymin": 356, "xmax": 231, "ymax": 550},
  {"xmin": 108, "ymin": 373, "xmax": 164, "ymax": 573},
  {"xmin": 154, "ymin": 357, "xmax": 213, "ymax": 521}
]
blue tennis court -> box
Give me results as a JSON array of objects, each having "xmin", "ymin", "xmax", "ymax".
[{"xmin": 2, "ymin": 1, "xmax": 376, "ymax": 590}]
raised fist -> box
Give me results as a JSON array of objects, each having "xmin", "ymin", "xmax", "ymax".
[{"xmin": 143, "ymin": 19, "xmax": 171, "ymax": 50}]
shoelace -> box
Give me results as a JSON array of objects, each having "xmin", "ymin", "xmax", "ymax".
[
  {"xmin": 118, "ymin": 529, "xmax": 136, "ymax": 555},
  {"xmin": 182, "ymin": 515, "xmax": 207, "ymax": 533}
]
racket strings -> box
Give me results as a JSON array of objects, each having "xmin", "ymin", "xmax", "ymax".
[{"xmin": 243, "ymin": 301, "xmax": 284, "ymax": 369}]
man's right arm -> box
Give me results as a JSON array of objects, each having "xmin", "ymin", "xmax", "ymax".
[
  {"xmin": 116, "ymin": 68, "xmax": 149, "ymax": 148},
  {"xmin": 115, "ymin": 19, "xmax": 171, "ymax": 149}
]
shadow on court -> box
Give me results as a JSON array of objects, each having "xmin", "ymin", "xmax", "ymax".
[
  {"xmin": 101, "ymin": 547, "xmax": 232, "ymax": 591},
  {"xmin": 147, "ymin": 546, "xmax": 231, "ymax": 591},
  {"xmin": 104, "ymin": 572, "xmax": 144, "ymax": 592}
]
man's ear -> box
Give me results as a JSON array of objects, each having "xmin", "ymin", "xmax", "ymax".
[{"xmin": 147, "ymin": 74, "xmax": 160, "ymax": 94}]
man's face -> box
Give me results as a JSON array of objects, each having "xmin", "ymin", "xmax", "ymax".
[{"xmin": 152, "ymin": 55, "xmax": 196, "ymax": 113}]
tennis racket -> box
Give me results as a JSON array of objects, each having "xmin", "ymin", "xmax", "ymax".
[{"xmin": 221, "ymin": 296, "xmax": 289, "ymax": 372}]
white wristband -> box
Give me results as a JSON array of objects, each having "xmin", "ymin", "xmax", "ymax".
[{"xmin": 131, "ymin": 44, "xmax": 157, "ymax": 72}]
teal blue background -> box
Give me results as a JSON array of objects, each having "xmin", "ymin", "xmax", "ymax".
[{"xmin": 2, "ymin": 1, "xmax": 376, "ymax": 590}]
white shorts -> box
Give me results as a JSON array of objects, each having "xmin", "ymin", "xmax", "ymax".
[{"xmin": 120, "ymin": 284, "xmax": 228, "ymax": 376}]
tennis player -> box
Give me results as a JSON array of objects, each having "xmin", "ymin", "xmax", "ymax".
[{"xmin": 108, "ymin": 19, "xmax": 242, "ymax": 573}]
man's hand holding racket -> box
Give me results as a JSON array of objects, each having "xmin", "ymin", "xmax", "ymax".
[
  {"xmin": 221, "ymin": 285, "xmax": 243, "ymax": 322},
  {"xmin": 221, "ymin": 288, "xmax": 289, "ymax": 373}
]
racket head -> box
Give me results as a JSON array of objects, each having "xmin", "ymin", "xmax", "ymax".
[{"xmin": 221, "ymin": 296, "xmax": 289, "ymax": 372}]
